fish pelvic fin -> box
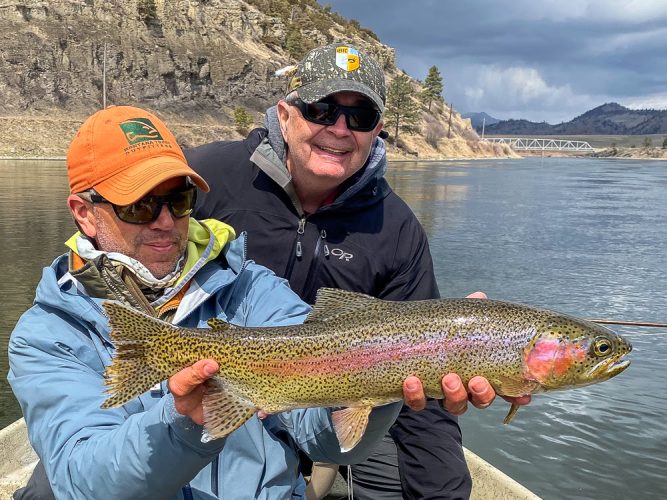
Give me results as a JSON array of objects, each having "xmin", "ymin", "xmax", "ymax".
[
  {"xmin": 503, "ymin": 403, "xmax": 521, "ymax": 424},
  {"xmin": 201, "ymin": 377, "xmax": 257, "ymax": 442},
  {"xmin": 101, "ymin": 301, "xmax": 181, "ymax": 409},
  {"xmin": 307, "ymin": 288, "xmax": 379, "ymax": 323},
  {"xmin": 331, "ymin": 406, "xmax": 373, "ymax": 453}
]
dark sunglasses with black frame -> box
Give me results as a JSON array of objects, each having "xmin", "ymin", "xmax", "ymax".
[
  {"xmin": 287, "ymin": 96, "xmax": 382, "ymax": 132},
  {"xmin": 78, "ymin": 186, "xmax": 197, "ymax": 225}
]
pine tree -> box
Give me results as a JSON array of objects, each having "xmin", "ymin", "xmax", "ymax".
[
  {"xmin": 385, "ymin": 74, "xmax": 421, "ymax": 142},
  {"xmin": 286, "ymin": 25, "xmax": 304, "ymax": 60},
  {"xmin": 234, "ymin": 107, "xmax": 254, "ymax": 136},
  {"xmin": 421, "ymin": 65, "xmax": 444, "ymax": 111}
]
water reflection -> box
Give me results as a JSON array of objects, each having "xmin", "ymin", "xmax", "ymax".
[
  {"xmin": 0, "ymin": 160, "xmax": 71, "ymax": 427},
  {"xmin": 386, "ymin": 162, "xmax": 471, "ymax": 238},
  {"xmin": 386, "ymin": 157, "xmax": 667, "ymax": 500}
]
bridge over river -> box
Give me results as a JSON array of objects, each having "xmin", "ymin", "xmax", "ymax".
[{"xmin": 484, "ymin": 137, "xmax": 594, "ymax": 152}]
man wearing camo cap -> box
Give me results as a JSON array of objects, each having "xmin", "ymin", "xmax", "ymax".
[{"xmin": 188, "ymin": 42, "xmax": 524, "ymax": 499}]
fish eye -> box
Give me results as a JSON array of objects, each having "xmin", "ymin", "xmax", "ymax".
[{"xmin": 592, "ymin": 337, "xmax": 613, "ymax": 357}]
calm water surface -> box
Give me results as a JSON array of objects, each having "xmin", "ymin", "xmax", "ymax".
[
  {"xmin": 1, "ymin": 157, "xmax": 665, "ymax": 499},
  {"xmin": 387, "ymin": 157, "xmax": 667, "ymax": 500}
]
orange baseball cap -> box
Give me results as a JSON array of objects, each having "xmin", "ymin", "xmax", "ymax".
[{"xmin": 67, "ymin": 105, "xmax": 209, "ymax": 205}]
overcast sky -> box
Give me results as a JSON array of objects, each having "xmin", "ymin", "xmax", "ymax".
[{"xmin": 323, "ymin": 0, "xmax": 667, "ymax": 123}]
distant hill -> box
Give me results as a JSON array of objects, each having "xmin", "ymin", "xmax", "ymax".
[
  {"xmin": 462, "ymin": 112, "xmax": 500, "ymax": 130},
  {"xmin": 483, "ymin": 103, "xmax": 667, "ymax": 135}
]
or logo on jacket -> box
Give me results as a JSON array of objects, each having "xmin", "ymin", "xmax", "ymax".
[{"xmin": 331, "ymin": 248, "xmax": 354, "ymax": 261}]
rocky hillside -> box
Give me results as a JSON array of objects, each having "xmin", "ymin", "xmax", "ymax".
[
  {"xmin": 0, "ymin": 0, "xmax": 512, "ymax": 159},
  {"xmin": 484, "ymin": 102, "xmax": 667, "ymax": 135}
]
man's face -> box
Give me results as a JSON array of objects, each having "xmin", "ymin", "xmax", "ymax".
[
  {"xmin": 277, "ymin": 91, "xmax": 384, "ymax": 191},
  {"xmin": 84, "ymin": 177, "xmax": 190, "ymax": 279}
]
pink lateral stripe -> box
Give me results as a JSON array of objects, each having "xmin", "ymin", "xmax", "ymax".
[{"xmin": 252, "ymin": 336, "xmax": 507, "ymax": 377}]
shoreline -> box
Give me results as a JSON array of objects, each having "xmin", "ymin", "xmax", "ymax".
[
  {"xmin": 2, "ymin": 154, "xmax": 665, "ymax": 162},
  {"xmin": 0, "ymin": 156, "xmax": 66, "ymax": 161}
]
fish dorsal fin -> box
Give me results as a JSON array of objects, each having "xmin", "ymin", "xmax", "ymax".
[
  {"xmin": 207, "ymin": 318, "xmax": 234, "ymax": 331},
  {"xmin": 306, "ymin": 288, "xmax": 379, "ymax": 323},
  {"xmin": 201, "ymin": 377, "xmax": 257, "ymax": 442},
  {"xmin": 331, "ymin": 406, "xmax": 373, "ymax": 452}
]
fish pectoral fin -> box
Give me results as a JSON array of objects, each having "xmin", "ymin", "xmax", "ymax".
[
  {"xmin": 493, "ymin": 376, "xmax": 540, "ymax": 425},
  {"xmin": 306, "ymin": 288, "xmax": 379, "ymax": 323},
  {"xmin": 503, "ymin": 403, "xmax": 521, "ymax": 424},
  {"xmin": 494, "ymin": 376, "xmax": 540, "ymax": 397},
  {"xmin": 200, "ymin": 377, "xmax": 256, "ymax": 442},
  {"xmin": 331, "ymin": 406, "xmax": 373, "ymax": 453}
]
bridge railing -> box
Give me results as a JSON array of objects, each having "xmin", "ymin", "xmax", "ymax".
[{"xmin": 485, "ymin": 137, "xmax": 594, "ymax": 151}]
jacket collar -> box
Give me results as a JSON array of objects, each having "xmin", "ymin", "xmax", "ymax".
[{"xmin": 35, "ymin": 228, "xmax": 250, "ymax": 340}]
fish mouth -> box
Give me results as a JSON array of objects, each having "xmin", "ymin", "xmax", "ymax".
[
  {"xmin": 587, "ymin": 356, "xmax": 631, "ymax": 380},
  {"xmin": 607, "ymin": 358, "xmax": 631, "ymax": 376}
]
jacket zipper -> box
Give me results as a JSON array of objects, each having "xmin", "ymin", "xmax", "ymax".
[
  {"xmin": 211, "ymin": 456, "xmax": 219, "ymax": 496},
  {"xmin": 295, "ymin": 217, "xmax": 306, "ymax": 258},
  {"xmin": 301, "ymin": 229, "xmax": 329, "ymax": 303},
  {"xmin": 181, "ymin": 484, "xmax": 194, "ymax": 500},
  {"xmin": 284, "ymin": 216, "xmax": 306, "ymax": 280}
]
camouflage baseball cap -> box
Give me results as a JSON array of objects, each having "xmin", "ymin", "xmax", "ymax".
[{"xmin": 286, "ymin": 43, "xmax": 386, "ymax": 113}]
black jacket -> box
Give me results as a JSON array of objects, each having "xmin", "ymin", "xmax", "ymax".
[
  {"xmin": 188, "ymin": 129, "xmax": 438, "ymax": 304},
  {"xmin": 187, "ymin": 129, "xmax": 471, "ymax": 499}
]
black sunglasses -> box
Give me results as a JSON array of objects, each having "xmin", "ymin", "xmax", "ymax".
[
  {"xmin": 81, "ymin": 187, "xmax": 197, "ymax": 225},
  {"xmin": 288, "ymin": 98, "xmax": 381, "ymax": 132}
]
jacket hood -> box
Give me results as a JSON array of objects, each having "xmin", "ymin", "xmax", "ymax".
[{"xmin": 262, "ymin": 106, "xmax": 391, "ymax": 213}]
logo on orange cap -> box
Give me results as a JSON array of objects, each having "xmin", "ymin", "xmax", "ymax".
[
  {"xmin": 119, "ymin": 118, "xmax": 164, "ymax": 145},
  {"xmin": 67, "ymin": 105, "xmax": 209, "ymax": 205}
]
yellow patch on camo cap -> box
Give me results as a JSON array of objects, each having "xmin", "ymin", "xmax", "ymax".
[{"xmin": 335, "ymin": 46, "xmax": 360, "ymax": 71}]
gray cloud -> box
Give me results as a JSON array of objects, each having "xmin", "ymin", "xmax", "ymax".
[{"xmin": 323, "ymin": 0, "xmax": 667, "ymax": 122}]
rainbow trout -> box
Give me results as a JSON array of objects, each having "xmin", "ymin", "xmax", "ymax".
[{"xmin": 102, "ymin": 288, "xmax": 631, "ymax": 452}]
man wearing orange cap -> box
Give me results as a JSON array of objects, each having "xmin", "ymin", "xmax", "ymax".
[{"xmin": 7, "ymin": 105, "xmax": 410, "ymax": 499}]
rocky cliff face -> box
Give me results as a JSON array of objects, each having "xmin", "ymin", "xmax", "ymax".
[
  {"xmin": 0, "ymin": 0, "xmax": 512, "ymax": 159},
  {"xmin": 1, "ymin": 0, "xmax": 392, "ymax": 116}
]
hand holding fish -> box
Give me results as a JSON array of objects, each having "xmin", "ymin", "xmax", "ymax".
[
  {"xmin": 169, "ymin": 289, "xmax": 514, "ymax": 426},
  {"xmin": 402, "ymin": 374, "xmax": 531, "ymax": 415},
  {"xmin": 400, "ymin": 290, "xmax": 530, "ymax": 416},
  {"xmin": 170, "ymin": 361, "xmax": 528, "ymax": 425},
  {"xmin": 169, "ymin": 359, "xmax": 220, "ymax": 425}
]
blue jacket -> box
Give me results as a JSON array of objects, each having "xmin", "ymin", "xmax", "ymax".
[{"xmin": 8, "ymin": 234, "xmax": 401, "ymax": 500}]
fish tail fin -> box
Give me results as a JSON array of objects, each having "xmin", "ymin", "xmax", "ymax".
[{"xmin": 101, "ymin": 301, "xmax": 181, "ymax": 408}]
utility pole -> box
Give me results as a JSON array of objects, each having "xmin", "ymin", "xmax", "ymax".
[
  {"xmin": 447, "ymin": 103, "xmax": 453, "ymax": 138},
  {"xmin": 481, "ymin": 117, "xmax": 486, "ymax": 140},
  {"xmin": 102, "ymin": 42, "xmax": 107, "ymax": 109}
]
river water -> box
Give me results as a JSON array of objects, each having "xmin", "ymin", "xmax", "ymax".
[{"xmin": 0, "ymin": 157, "xmax": 665, "ymax": 499}]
